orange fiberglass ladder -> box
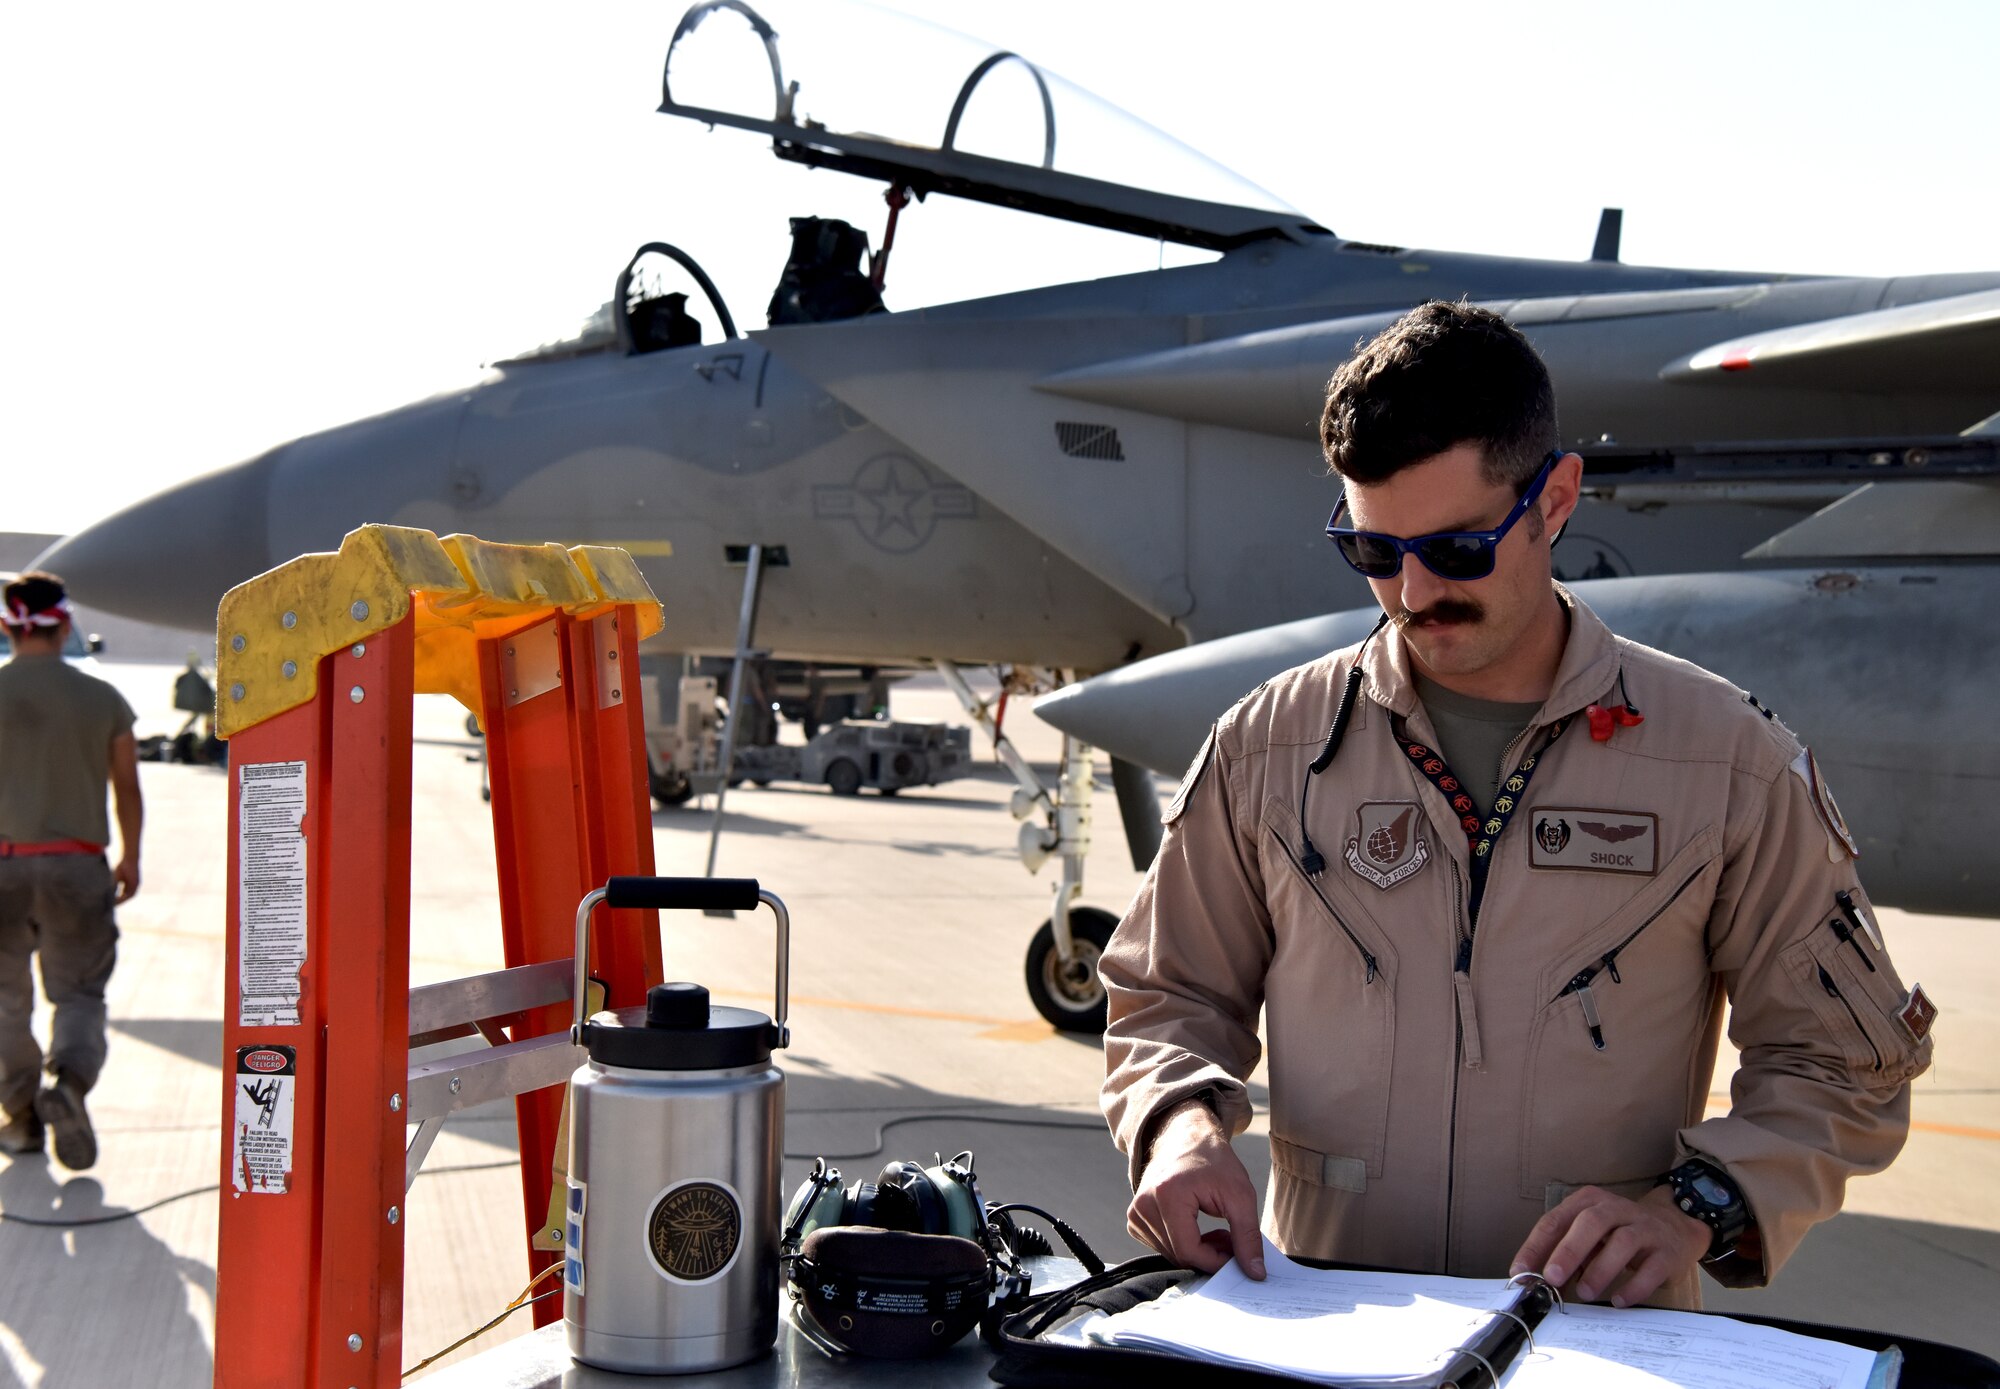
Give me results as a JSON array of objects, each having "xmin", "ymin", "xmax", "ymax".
[{"xmin": 211, "ymin": 524, "xmax": 667, "ymax": 1388}]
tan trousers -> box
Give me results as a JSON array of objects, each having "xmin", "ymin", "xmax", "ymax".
[{"xmin": 0, "ymin": 854, "xmax": 119, "ymax": 1119}]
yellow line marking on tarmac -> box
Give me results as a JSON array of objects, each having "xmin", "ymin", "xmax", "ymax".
[{"xmin": 1909, "ymin": 1119, "xmax": 2000, "ymax": 1143}]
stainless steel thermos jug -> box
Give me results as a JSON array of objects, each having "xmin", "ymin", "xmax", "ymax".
[{"xmin": 563, "ymin": 876, "xmax": 790, "ymax": 1374}]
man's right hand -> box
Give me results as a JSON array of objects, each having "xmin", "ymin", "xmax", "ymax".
[{"xmin": 1127, "ymin": 1095, "xmax": 1266, "ymax": 1279}]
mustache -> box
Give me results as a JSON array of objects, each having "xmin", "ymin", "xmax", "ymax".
[{"xmin": 1396, "ymin": 598, "xmax": 1483, "ymax": 629}]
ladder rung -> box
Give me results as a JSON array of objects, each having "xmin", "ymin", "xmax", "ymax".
[
  {"xmin": 406, "ymin": 1031, "xmax": 585, "ymax": 1123},
  {"xmin": 408, "ymin": 960, "xmax": 574, "ymax": 1037}
]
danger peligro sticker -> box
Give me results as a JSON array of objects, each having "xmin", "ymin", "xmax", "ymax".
[{"xmin": 233, "ymin": 1045, "xmax": 296, "ymax": 1194}]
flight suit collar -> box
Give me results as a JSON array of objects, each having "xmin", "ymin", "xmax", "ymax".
[{"xmin": 1359, "ymin": 584, "xmax": 1621, "ymax": 730}]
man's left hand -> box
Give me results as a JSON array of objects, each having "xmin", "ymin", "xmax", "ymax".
[{"xmin": 1510, "ymin": 1184, "xmax": 1711, "ymax": 1307}]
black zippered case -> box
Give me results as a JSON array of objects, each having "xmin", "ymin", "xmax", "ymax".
[{"xmin": 987, "ymin": 1255, "xmax": 1550, "ymax": 1389}]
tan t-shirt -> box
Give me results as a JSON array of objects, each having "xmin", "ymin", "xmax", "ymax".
[{"xmin": 0, "ymin": 654, "xmax": 136, "ymax": 846}]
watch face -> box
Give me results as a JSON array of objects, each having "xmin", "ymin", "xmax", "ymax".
[{"xmin": 1692, "ymin": 1173, "xmax": 1734, "ymax": 1207}]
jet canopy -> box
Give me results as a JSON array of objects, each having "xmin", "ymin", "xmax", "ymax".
[{"xmin": 660, "ymin": 0, "xmax": 1329, "ymax": 250}]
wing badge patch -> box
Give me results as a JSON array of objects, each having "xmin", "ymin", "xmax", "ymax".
[
  {"xmin": 1345, "ymin": 802, "xmax": 1430, "ymax": 890},
  {"xmin": 1528, "ymin": 808, "xmax": 1659, "ymax": 875}
]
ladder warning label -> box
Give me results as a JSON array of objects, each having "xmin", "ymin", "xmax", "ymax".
[
  {"xmin": 238, "ymin": 761, "xmax": 307, "ymax": 1027},
  {"xmin": 232, "ymin": 1045, "xmax": 296, "ymax": 1194}
]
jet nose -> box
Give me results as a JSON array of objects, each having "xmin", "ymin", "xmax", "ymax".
[
  {"xmin": 35, "ymin": 448, "xmax": 280, "ymax": 633},
  {"xmin": 1037, "ymin": 607, "xmax": 1388, "ymax": 774}
]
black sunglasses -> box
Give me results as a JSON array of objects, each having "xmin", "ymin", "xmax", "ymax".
[{"xmin": 1325, "ymin": 450, "xmax": 1564, "ymax": 581}]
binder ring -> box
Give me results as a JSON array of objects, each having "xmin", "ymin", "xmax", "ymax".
[
  {"xmin": 1510, "ymin": 1270, "xmax": 1565, "ymax": 1312},
  {"xmin": 1491, "ymin": 1308, "xmax": 1536, "ymax": 1354},
  {"xmin": 1457, "ymin": 1346, "xmax": 1501, "ymax": 1388}
]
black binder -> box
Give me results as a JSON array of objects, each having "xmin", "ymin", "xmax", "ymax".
[
  {"xmin": 989, "ymin": 1256, "xmax": 2000, "ymax": 1389},
  {"xmin": 988, "ymin": 1255, "xmax": 1555, "ymax": 1389}
]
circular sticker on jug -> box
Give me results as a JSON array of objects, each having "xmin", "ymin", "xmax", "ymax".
[{"xmin": 645, "ymin": 1179, "xmax": 742, "ymax": 1284}]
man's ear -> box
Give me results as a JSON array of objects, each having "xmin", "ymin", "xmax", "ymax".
[{"xmin": 1540, "ymin": 452, "xmax": 1585, "ymax": 541}]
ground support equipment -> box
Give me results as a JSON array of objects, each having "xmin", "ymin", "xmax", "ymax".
[{"xmin": 211, "ymin": 524, "xmax": 666, "ymax": 1389}]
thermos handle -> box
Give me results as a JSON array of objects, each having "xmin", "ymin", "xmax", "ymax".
[{"xmin": 571, "ymin": 877, "xmax": 792, "ymax": 1048}]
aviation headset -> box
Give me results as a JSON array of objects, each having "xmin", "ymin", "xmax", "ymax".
[{"xmin": 781, "ymin": 1150, "xmax": 1101, "ymax": 1358}]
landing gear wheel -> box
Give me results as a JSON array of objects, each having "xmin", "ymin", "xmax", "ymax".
[
  {"xmin": 649, "ymin": 766, "xmax": 694, "ymax": 807},
  {"xmin": 1024, "ymin": 906, "xmax": 1118, "ymax": 1034},
  {"xmin": 825, "ymin": 758, "xmax": 863, "ymax": 797}
]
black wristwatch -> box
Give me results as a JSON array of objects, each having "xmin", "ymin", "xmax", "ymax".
[{"xmin": 1659, "ymin": 1159, "xmax": 1750, "ymax": 1261}]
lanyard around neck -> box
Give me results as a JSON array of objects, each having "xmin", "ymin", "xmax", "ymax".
[{"xmin": 1397, "ymin": 716, "xmax": 1571, "ymax": 920}]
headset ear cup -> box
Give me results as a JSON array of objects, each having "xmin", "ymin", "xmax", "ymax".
[
  {"xmin": 926, "ymin": 1162, "xmax": 982, "ymax": 1240},
  {"xmin": 803, "ymin": 1179, "xmax": 846, "ymax": 1240},
  {"xmin": 851, "ymin": 1180, "xmax": 879, "ymax": 1229},
  {"xmin": 878, "ymin": 1160, "xmax": 950, "ymax": 1234},
  {"xmin": 784, "ymin": 1163, "xmax": 850, "ymax": 1245}
]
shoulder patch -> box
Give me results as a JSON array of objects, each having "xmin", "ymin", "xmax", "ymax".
[
  {"xmin": 1163, "ymin": 726, "xmax": 1217, "ymax": 826},
  {"xmin": 1789, "ymin": 748, "xmax": 1858, "ymax": 861}
]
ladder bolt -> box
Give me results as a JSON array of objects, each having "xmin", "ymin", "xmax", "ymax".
[
  {"xmin": 282, "ymin": 611, "xmax": 297, "ymax": 629},
  {"xmin": 230, "ymin": 634, "xmax": 245, "ymax": 653},
  {"xmin": 387, "ymin": 1206, "xmax": 400, "ymax": 1225},
  {"xmin": 230, "ymin": 684, "xmax": 246, "ymax": 702},
  {"xmin": 449, "ymin": 1076, "xmax": 462, "ymax": 1094},
  {"xmin": 350, "ymin": 600, "xmax": 370, "ymax": 621},
  {"xmin": 389, "ymin": 1093, "xmax": 401, "ymax": 1112},
  {"xmin": 349, "ymin": 686, "xmax": 365, "ymax": 704},
  {"xmin": 282, "ymin": 661, "xmax": 298, "ymax": 680},
  {"xmin": 347, "ymin": 1334, "xmax": 362, "ymax": 1352},
  {"xmin": 351, "ymin": 644, "xmax": 366, "ymax": 658}
]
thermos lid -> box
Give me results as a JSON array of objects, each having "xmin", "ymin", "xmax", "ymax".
[{"xmin": 583, "ymin": 982, "xmax": 778, "ymax": 1070}]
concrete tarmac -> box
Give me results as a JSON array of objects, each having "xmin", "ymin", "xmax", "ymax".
[{"xmin": 0, "ymin": 666, "xmax": 1993, "ymax": 1385}]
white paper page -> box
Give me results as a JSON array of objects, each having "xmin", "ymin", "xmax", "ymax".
[
  {"xmin": 1511, "ymin": 1303, "xmax": 1877, "ymax": 1389},
  {"xmin": 1087, "ymin": 1237, "xmax": 1522, "ymax": 1383}
]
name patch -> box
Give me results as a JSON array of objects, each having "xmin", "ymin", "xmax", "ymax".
[
  {"xmin": 1345, "ymin": 801, "xmax": 1430, "ymax": 890},
  {"xmin": 1528, "ymin": 808, "xmax": 1659, "ymax": 875}
]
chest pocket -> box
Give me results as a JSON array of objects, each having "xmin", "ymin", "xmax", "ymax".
[
  {"xmin": 1258, "ymin": 796, "xmax": 1400, "ymax": 1177},
  {"xmin": 1516, "ymin": 827, "xmax": 1724, "ymax": 1200}
]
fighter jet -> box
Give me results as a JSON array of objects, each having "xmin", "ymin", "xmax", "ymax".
[{"xmin": 36, "ymin": 1, "xmax": 2000, "ymax": 1025}]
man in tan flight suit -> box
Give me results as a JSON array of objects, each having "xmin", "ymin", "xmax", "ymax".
[
  {"xmin": 1102, "ymin": 301, "xmax": 1934, "ymax": 1309},
  {"xmin": 0, "ymin": 571, "xmax": 143, "ymax": 1170}
]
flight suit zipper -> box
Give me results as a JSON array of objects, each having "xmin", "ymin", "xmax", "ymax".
[
  {"xmin": 1818, "ymin": 963, "xmax": 1883, "ymax": 1071},
  {"xmin": 1550, "ymin": 860, "xmax": 1709, "ymax": 1049},
  {"xmin": 1443, "ymin": 852, "xmax": 1469, "ymax": 1269},
  {"xmin": 1271, "ymin": 829, "xmax": 1379, "ymax": 983}
]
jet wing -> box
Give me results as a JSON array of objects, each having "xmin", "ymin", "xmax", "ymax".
[{"xmin": 1661, "ymin": 287, "xmax": 2000, "ymax": 393}]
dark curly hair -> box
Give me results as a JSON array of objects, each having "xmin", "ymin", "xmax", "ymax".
[{"xmin": 1320, "ymin": 300, "xmax": 1557, "ymax": 490}]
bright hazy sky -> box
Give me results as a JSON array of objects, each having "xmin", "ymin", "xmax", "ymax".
[{"xmin": 4, "ymin": 1, "xmax": 1994, "ymax": 537}]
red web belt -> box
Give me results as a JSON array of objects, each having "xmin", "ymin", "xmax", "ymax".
[{"xmin": 0, "ymin": 839, "xmax": 104, "ymax": 859}]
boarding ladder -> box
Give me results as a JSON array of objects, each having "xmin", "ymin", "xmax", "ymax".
[{"xmin": 211, "ymin": 524, "xmax": 666, "ymax": 1388}]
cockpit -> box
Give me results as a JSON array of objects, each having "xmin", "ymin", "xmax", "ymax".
[{"xmin": 502, "ymin": 0, "xmax": 1326, "ymax": 367}]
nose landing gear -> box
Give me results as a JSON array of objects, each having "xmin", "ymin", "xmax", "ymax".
[{"xmin": 937, "ymin": 661, "xmax": 1115, "ymax": 1034}]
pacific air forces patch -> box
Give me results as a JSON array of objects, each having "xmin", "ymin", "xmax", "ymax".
[
  {"xmin": 1345, "ymin": 801, "xmax": 1429, "ymax": 890},
  {"xmin": 1163, "ymin": 726, "xmax": 1217, "ymax": 826},
  {"xmin": 1790, "ymin": 748, "xmax": 1858, "ymax": 861},
  {"xmin": 1528, "ymin": 809, "xmax": 1659, "ymax": 875}
]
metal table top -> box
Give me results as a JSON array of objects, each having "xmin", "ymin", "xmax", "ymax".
[{"xmin": 422, "ymin": 1258, "xmax": 1087, "ymax": 1389}]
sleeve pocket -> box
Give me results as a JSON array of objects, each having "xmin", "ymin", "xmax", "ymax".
[{"xmin": 1782, "ymin": 935, "xmax": 1928, "ymax": 1091}]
